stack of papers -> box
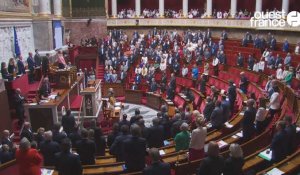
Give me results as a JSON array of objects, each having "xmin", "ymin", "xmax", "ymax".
[
  {"xmin": 258, "ymin": 149, "xmax": 272, "ymax": 161},
  {"xmin": 266, "ymin": 168, "xmax": 284, "ymax": 175},
  {"xmin": 235, "ymin": 131, "xmax": 243, "ymax": 138},
  {"xmin": 240, "ymin": 112, "xmax": 245, "ymax": 116},
  {"xmin": 206, "ymin": 123, "xmax": 212, "ymax": 128},
  {"xmin": 224, "ymin": 122, "xmax": 233, "ymax": 128},
  {"xmin": 217, "ymin": 140, "xmax": 228, "ymax": 149},
  {"xmin": 41, "ymin": 169, "xmax": 54, "ymax": 175},
  {"xmin": 159, "ymin": 150, "xmax": 166, "ymax": 155},
  {"xmin": 163, "ymin": 140, "xmax": 170, "ymax": 146},
  {"xmin": 48, "ymin": 95, "xmax": 57, "ymax": 100}
]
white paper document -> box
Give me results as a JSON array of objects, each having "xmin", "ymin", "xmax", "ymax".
[
  {"xmin": 266, "ymin": 168, "xmax": 284, "ymax": 175},
  {"xmin": 41, "ymin": 169, "xmax": 54, "ymax": 175}
]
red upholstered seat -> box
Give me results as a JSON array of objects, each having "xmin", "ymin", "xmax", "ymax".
[
  {"xmin": 174, "ymin": 95, "xmax": 185, "ymax": 108},
  {"xmin": 70, "ymin": 95, "xmax": 83, "ymax": 111}
]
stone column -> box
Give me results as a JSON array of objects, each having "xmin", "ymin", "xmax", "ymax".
[
  {"xmin": 282, "ymin": 0, "xmax": 289, "ymax": 15},
  {"xmin": 111, "ymin": 0, "xmax": 117, "ymax": 17},
  {"xmin": 135, "ymin": 0, "xmax": 141, "ymax": 17},
  {"xmin": 38, "ymin": 0, "xmax": 51, "ymax": 16},
  {"xmin": 230, "ymin": 0, "xmax": 237, "ymax": 18},
  {"xmin": 159, "ymin": 0, "xmax": 164, "ymax": 17},
  {"xmin": 255, "ymin": 0, "xmax": 262, "ymax": 13},
  {"xmin": 182, "ymin": 0, "xmax": 188, "ymax": 17},
  {"xmin": 53, "ymin": 0, "xmax": 62, "ymax": 17},
  {"xmin": 206, "ymin": 0, "xmax": 212, "ymax": 17}
]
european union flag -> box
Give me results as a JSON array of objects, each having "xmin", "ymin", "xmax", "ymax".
[{"xmin": 14, "ymin": 27, "xmax": 21, "ymax": 57}]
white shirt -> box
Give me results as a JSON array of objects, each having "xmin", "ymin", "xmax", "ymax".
[
  {"xmin": 256, "ymin": 107, "xmax": 267, "ymax": 122},
  {"xmin": 263, "ymin": 51, "xmax": 270, "ymax": 58},
  {"xmin": 160, "ymin": 63, "xmax": 166, "ymax": 71},
  {"xmin": 269, "ymin": 92, "xmax": 280, "ymax": 110},
  {"xmin": 142, "ymin": 56, "xmax": 148, "ymax": 64},
  {"xmin": 258, "ymin": 61, "xmax": 265, "ymax": 71},
  {"xmin": 212, "ymin": 58, "xmax": 219, "ymax": 66},
  {"xmin": 135, "ymin": 67, "xmax": 142, "ymax": 74},
  {"xmin": 182, "ymin": 67, "xmax": 188, "ymax": 77},
  {"xmin": 253, "ymin": 63, "xmax": 259, "ymax": 72},
  {"xmin": 189, "ymin": 127, "xmax": 207, "ymax": 150},
  {"xmin": 276, "ymin": 68, "xmax": 283, "ymax": 80},
  {"xmin": 295, "ymin": 46, "xmax": 299, "ymax": 55}
]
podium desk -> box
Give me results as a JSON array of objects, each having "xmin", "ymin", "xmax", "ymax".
[
  {"xmin": 125, "ymin": 89, "xmax": 143, "ymax": 104},
  {"xmin": 80, "ymin": 80, "xmax": 102, "ymax": 118},
  {"xmin": 24, "ymin": 76, "xmax": 83, "ymax": 131},
  {"xmin": 146, "ymin": 92, "xmax": 162, "ymax": 110},
  {"xmin": 162, "ymin": 98, "xmax": 176, "ymax": 117}
]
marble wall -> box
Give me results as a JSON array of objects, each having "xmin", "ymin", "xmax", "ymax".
[
  {"xmin": 63, "ymin": 18, "xmax": 107, "ymax": 45},
  {"xmin": 0, "ymin": 19, "xmax": 35, "ymax": 64},
  {"xmin": 32, "ymin": 19, "xmax": 54, "ymax": 51}
]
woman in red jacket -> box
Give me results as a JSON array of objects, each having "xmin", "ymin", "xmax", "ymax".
[{"xmin": 16, "ymin": 138, "xmax": 43, "ymax": 175}]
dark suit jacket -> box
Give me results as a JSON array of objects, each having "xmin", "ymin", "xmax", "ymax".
[
  {"xmin": 223, "ymin": 157, "xmax": 244, "ymax": 175},
  {"xmin": 27, "ymin": 57, "xmax": 35, "ymax": 71},
  {"xmin": 242, "ymin": 107, "xmax": 256, "ymax": 139},
  {"xmin": 1, "ymin": 137, "xmax": 13, "ymax": 149},
  {"xmin": 52, "ymin": 131, "xmax": 67, "ymax": 144},
  {"xmin": 197, "ymin": 156, "xmax": 224, "ymax": 175},
  {"xmin": 109, "ymin": 134, "xmax": 130, "ymax": 161},
  {"xmin": 143, "ymin": 162, "xmax": 171, "ymax": 175},
  {"xmin": 55, "ymin": 151, "xmax": 82, "ymax": 175},
  {"xmin": 40, "ymin": 140, "xmax": 60, "ymax": 166},
  {"xmin": 203, "ymin": 102, "xmax": 215, "ymax": 121},
  {"xmin": 285, "ymin": 125, "xmax": 297, "ymax": 154},
  {"xmin": 0, "ymin": 151, "xmax": 14, "ymax": 164},
  {"xmin": 107, "ymin": 131, "xmax": 120, "ymax": 148},
  {"xmin": 227, "ymin": 85, "xmax": 237, "ymax": 103},
  {"xmin": 61, "ymin": 115, "xmax": 75, "ymax": 135},
  {"xmin": 76, "ymin": 138, "xmax": 96, "ymax": 165},
  {"xmin": 123, "ymin": 136, "xmax": 147, "ymax": 172},
  {"xmin": 210, "ymin": 107, "xmax": 223, "ymax": 129},
  {"xmin": 17, "ymin": 60, "xmax": 25, "ymax": 75},
  {"xmin": 147, "ymin": 125, "xmax": 164, "ymax": 148},
  {"xmin": 20, "ymin": 129, "xmax": 33, "ymax": 142},
  {"xmin": 271, "ymin": 130, "xmax": 288, "ymax": 162},
  {"xmin": 14, "ymin": 94, "xmax": 25, "ymax": 118},
  {"xmin": 39, "ymin": 83, "xmax": 51, "ymax": 98}
]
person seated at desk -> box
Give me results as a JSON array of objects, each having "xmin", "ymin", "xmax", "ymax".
[
  {"xmin": 56, "ymin": 50, "xmax": 67, "ymax": 69},
  {"xmin": 1, "ymin": 62, "xmax": 13, "ymax": 81},
  {"xmin": 39, "ymin": 77, "xmax": 51, "ymax": 99}
]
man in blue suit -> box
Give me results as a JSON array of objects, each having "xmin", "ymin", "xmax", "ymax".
[
  {"xmin": 135, "ymin": 73, "xmax": 142, "ymax": 85},
  {"xmin": 27, "ymin": 52, "xmax": 36, "ymax": 83}
]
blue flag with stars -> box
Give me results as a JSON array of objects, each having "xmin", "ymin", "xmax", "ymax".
[{"xmin": 14, "ymin": 27, "xmax": 21, "ymax": 57}]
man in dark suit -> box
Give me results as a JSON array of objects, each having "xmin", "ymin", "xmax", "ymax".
[
  {"xmin": 109, "ymin": 125, "xmax": 130, "ymax": 162},
  {"xmin": 135, "ymin": 73, "xmax": 142, "ymax": 85},
  {"xmin": 169, "ymin": 73, "xmax": 176, "ymax": 90},
  {"xmin": 27, "ymin": 52, "xmax": 36, "ymax": 84},
  {"xmin": 149, "ymin": 78, "xmax": 158, "ymax": 93},
  {"xmin": 271, "ymin": 121, "xmax": 288, "ymax": 163},
  {"xmin": 143, "ymin": 148, "xmax": 171, "ymax": 175},
  {"xmin": 166, "ymin": 83, "xmax": 175, "ymax": 100},
  {"xmin": 242, "ymin": 99, "xmax": 256, "ymax": 140},
  {"xmin": 14, "ymin": 88, "xmax": 25, "ymax": 126},
  {"xmin": 98, "ymin": 44, "xmax": 106, "ymax": 65},
  {"xmin": 210, "ymin": 101, "xmax": 223, "ymax": 130},
  {"xmin": 123, "ymin": 124, "xmax": 147, "ymax": 172},
  {"xmin": 52, "ymin": 123, "xmax": 67, "ymax": 144},
  {"xmin": 227, "ymin": 80, "xmax": 237, "ymax": 113},
  {"xmin": 39, "ymin": 77, "xmax": 51, "ymax": 99},
  {"xmin": 40, "ymin": 131, "xmax": 60, "ymax": 166},
  {"xmin": 34, "ymin": 49, "xmax": 42, "ymax": 67},
  {"xmin": 203, "ymin": 97, "xmax": 215, "ymax": 121},
  {"xmin": 61, "ymin": 109, "xmax": 75, "ymax": 136},
  {"xmin": 147, "ymin": 118, "xmax": 164, "ymax": 148},
  {"xmin": 1, "ymin": 130, "xmax": 13, "ymax": 149},
  {"xmin": 131, "ymin": 82, "xmax": 138, "ymax": 90},
  {"xmin": 55, "ymin": 138, "xmax": 82, "ymax": 175},
  {"xmin": 119, "ymin": 114, "xmax": 130, "ymax": 129},
  {"xmin": 284, "ymin": 116, "xmax": 297, "ymax": 155},
  {"xmin": 17, "ymin": 56, "xmax": 26, "ymax": 75},
  {"xmin": 239, "ymin": 72, "xmax": 249, "ymax": 94},
  {"xmin": 221, "ymin": 96, "xmax": 231, "ymax": 122},
  {"xmin": 76, "ymin": 129, "xmax": 96, "ymax": 165},
  {"xmin": 42, "ymin": 54, "xmax": 50, "ymax": 76},
  {"xmin": 20, "ymin": 122, "xmax": 33, "ymax": 142},
  {"xmin": 130, "ymin": 109, "xmax": 142, "ymax": 125}
]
